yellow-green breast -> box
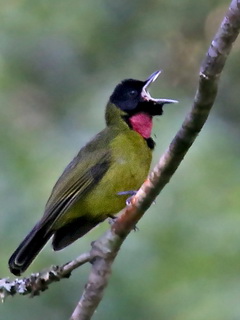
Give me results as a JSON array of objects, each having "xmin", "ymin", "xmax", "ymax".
[{"xmin": 53, "ymin": 126, "xmax": 152, "ymax": 228}]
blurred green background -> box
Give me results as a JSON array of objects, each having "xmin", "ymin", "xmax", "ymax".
[{"xmin": 1, "ymin": 0, "xmax": 240, "ymax": 319}]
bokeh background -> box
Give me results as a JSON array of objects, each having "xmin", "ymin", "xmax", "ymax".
[{"xmin": 1, "ymin": 1, "xmax": 240, "ymax": 319}]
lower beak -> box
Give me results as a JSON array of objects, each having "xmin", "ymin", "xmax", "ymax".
[{"xmin": 141, "ymin": 70, "xmax": 178, "ymax": 105}]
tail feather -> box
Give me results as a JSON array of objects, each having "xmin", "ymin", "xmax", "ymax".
[{"xmin": 8, "ymin": 223, "xmax": 53, "ymax": 276}]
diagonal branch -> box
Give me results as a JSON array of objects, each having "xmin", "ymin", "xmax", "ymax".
[{"xmin": 70, "ymin": 1, "xmax": 240, "ymax": 319}]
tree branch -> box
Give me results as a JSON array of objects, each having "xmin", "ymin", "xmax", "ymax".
[
  {"xmin": 0, "ymin": 252, "xmax": 91, "ymax": 300},
  {"xmin": 70, "ymin": 1, "xmax": 240, "ymax": 319}
]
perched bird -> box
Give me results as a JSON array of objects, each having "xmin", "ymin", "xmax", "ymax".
[{"xmin": 8, "ymin": 70, "xmax": 177, "ymax": 276}]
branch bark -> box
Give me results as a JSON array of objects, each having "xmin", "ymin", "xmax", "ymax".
[
  {"xmin": 0, "ymin": 252, "xmax": 91, "ymax": 300},
  {"xmin": 70, "ymin": 1, "xmax": 240, "ymax": 319}
]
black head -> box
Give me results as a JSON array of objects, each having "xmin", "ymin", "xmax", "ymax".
[
  {"xmin": 110, "ymin": 70, "xmax": 178, "ymax": 116},
  {"xmin": 110, "ymin": 79, "xmax": 145, "ymax": 112}
]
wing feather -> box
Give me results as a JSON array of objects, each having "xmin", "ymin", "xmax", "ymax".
[{"xmin": 39, "ymin": 151, "xmax": 111, "ymax": 229}]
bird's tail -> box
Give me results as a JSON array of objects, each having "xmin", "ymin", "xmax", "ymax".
[{"xmin": 8, "ymin": 222, "xmax": 53, "ymax": 276}]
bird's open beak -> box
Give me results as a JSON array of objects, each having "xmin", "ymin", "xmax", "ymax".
[{"xmin": 141, "ymin": 70, "xmax": 178, "ymax": 105}]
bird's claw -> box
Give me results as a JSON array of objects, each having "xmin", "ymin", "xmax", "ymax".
[
  {"xmin": 107, "ymin": 215, "xmax": 117, "ymax": 226},
  {"xmin": 117, "ymin": 190, "xmax": 137, "ymax": 196},
  {"xmin": 133, "ymin": 225, "xmax": 139, "ymax": 232},
  {"xmin": 117, "ymin": 190, "xmax": 137, "ymax": 206}
]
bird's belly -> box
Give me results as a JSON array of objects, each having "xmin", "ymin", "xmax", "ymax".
[
  {"xmin": 63, "ymin": 160, "xmax": 149, "ymax": 224},
  {"xmin": 55, "ymin": 132, "xmax": 152, "ymax": 226},
  {"xmin": 86, "ymin": 162, "xmax": 148, "ymax": 214}
]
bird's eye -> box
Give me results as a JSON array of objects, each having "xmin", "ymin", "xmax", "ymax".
[{"xmin": 128, "ymin": 90, "xmax": 138, "ymax": 98}]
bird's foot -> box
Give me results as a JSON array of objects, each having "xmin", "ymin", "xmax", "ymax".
[
  {"xmin": 107, "ymin": 214, "xmax": 139, "ymax": 231},
  {"xmin": 117, "ymin": 190, "xmax": 137, "ymax": 206},
  {"xmin": 133, "ymin": 225, "xmax": 139, "ymax": 232}
]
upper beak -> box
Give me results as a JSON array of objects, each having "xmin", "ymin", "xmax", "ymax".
[{"xmin": 141, "ymin": 70, "xmax": 178, "ymax": 105}]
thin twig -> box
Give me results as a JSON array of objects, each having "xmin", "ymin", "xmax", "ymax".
[{"xmin": 0, "ymin": 252, "xmax": 91, "ymax": 300}]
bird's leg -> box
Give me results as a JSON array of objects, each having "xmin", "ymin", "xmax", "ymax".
[
  {"xmin": 117, "ymin": 190, "xmax": 137, "ymax": 206},
  {"xmin": 116, "ymin": 190, "xmax": 139, "ymax": 231},
  {"xmin": 118, "ymin": 190, "xmax": 156, "ymax": 205},
  {"xmin": 117, "ymin": 190, "xmax": 137, "ymax": 196}
]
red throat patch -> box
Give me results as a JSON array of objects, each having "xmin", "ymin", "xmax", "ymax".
[{"xmin": 129, "ymin": 113, "xmax": 153, "ymax": 139}]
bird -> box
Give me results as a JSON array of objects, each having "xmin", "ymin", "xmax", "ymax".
[{"xmin": 8, "ymin": 70, "xmax": 178, "ymax": 276}]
